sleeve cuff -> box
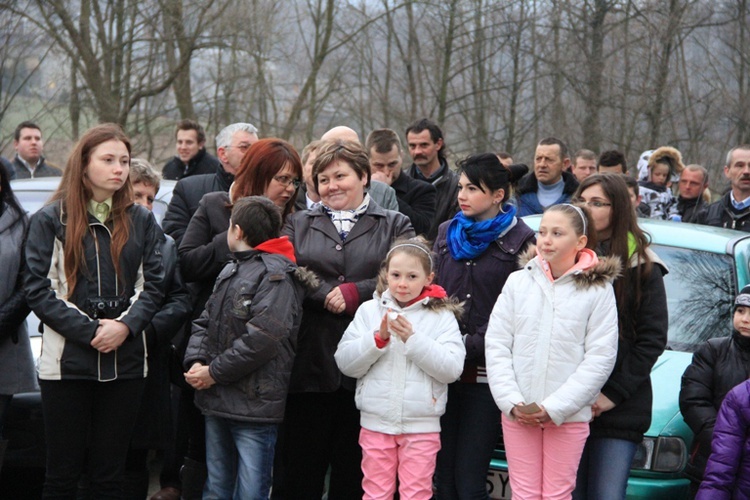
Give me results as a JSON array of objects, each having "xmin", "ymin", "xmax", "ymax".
[
  {"xmin": 339, "ymin": 283, "xmax": 360, "ymax": 316},
  {"xmin": 374, "ymin": 331, "xmax": 390, "ymax": 349}
]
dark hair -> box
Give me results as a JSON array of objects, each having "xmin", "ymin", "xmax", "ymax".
[
  {"xmin": 231, "ymin": 196, "xmax": 282, "ymax": 247},
  {"xmin": 544, "ymin": 204, "xmax": 597, "ymax": 250},
  {"xmin": 622, "ymin": 175, "xmax": 640, "ymax": 196},
  {"xmin": 175, "ymin": 119, "xmax": 206, "ymax": 144},
  {"xmin": 0, "ymin": 161, "xmax": 26, "ymax": 223},
  {"xmin": 574, "ymin": 173, "xmax": 652, "ymax": 340},
  {"xmin": 405, "ymin": 118, "xmax": 446, "ymax": 162},
  {"xmin": 233, "ymin": 138, "xmax": 302, "ymax": 220},
  {"xmin": 14, "ymin": 121, "xmax": 41, "ymax": 142},
  {"xmin": 598, "ymin": 150, "xmax": 627, "ymax": 173},
  {"xmin": 538, "ymin": 137, "xmax": 569, "ymax": 161},
  {"xmin": 312, "ymin": 140, "xmax": 371, "ymax": 191},
  {"xmin": 457, "ymin": 153, "xmax": 519, "ymax": 204},
  {"xmin": 365, "ymin": 129, "xmax": 402, "ymax": 154}
]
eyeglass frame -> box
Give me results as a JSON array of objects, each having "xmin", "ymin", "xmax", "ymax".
[
  {"xmin": 571, "ymin": 198, "xmax": 612, "ymax": 208},
  {"xmin": 273, "ymin": 175, "xmax": 301, "ymax": 189}
]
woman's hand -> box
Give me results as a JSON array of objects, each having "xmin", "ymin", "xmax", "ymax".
[
  {"xmin": 324, "ymin": 287, "xmax": 346, "ymax": 314},
  {"xmin": 592, "ymin": 393, "xmax": 616, "ymax": 417},
  {"xmin": 389, "ymin": 314, "xmax": 414, "ymax": 342},
  {"xmin": 511, "ymin": 403, "xmax": 552, "ymax": 427},
  {"xmin": 185, "ymin": 363, "xmax": 216, "ymax": 390},
  {"xmin": 90, "ymin": 319, "xmax": 130, "ymax": 353}
]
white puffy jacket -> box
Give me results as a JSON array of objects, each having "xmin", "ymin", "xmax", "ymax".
[
  {"xmin": 335, "ymin": 290, "xmax": 465, "ymax": 435},
  {"xmin": 486, "ymin": 248, "xmax": 620, "ymax": 426}
]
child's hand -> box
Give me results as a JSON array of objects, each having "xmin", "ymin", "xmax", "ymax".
[
  {"xmin": 512, "ymin": 403, "xmax": 551, "ymax": 427},
  {"xmin": 390, "ymin": 314, "xmax": 414, "ymax": 342},
  {"xmin": 592, "ymin": 393, "xmax": 615, "ymax": 417},
  {"xmin": 185, "ymin": 364, "xmax": 216, "ymax": 390},
  {"xmin": 378, "ymin": 314, "xmax": 390, "ymax": 341}
]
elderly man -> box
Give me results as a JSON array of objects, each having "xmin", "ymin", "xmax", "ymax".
[
  {"xmin": 11, "ymin": 121, "xmax": 62, "ymax": 179},
  {"xmin": 514, "ymin": 137, "xmax": 579, "ymax": 216},
  {"xmin": 162, "ymin": 119, "xmax": 221, "ymax": 180},
  {"xmin": 697, "ymin": 146, "xmax": 750, "ymax": 231},
  {"xmin": 366, "ymin": 128, "xmax": 436, "ymax": 235},
  {"xmin": 163, "ymin": 122, "xmax": 259, "ymax": 245}
]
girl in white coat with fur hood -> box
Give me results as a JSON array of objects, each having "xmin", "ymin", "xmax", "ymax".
[
  {"xmin": 335, "ymin": 238, "xmax": 465, "ymax": 500},
  {"xmin": 486, "ymin": 204, "xmax": 619, "ymax": 500}
]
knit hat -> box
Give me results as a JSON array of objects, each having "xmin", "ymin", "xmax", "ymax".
[{"xmin": 735, "ymin": 285, "xmax": 750, "ymax": 310}]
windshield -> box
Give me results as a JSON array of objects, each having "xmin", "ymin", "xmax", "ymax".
[{"xmin": 653, "ymin": 244, "xmax": 735, "ymax": 352}]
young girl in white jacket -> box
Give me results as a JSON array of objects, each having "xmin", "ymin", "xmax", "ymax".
[
  {"xmin": 335, "ymin": 238, "xmax": 465, "ymax": 500},
  {"xmin": 485, "ymin": 204, "xmax": 620, "ymax": 500}
]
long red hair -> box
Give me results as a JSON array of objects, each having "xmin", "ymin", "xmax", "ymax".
[
  {"xmin": 50, "ymin": 124, "xmax": 134, "ymax": 297},
  {"xmin": 232, "ymin": 138, "xmax": 302, "ymax": 220}
]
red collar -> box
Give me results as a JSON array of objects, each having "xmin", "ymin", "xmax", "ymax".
[
  {"xmin": 405, "ymin": 284, "xmax": 448, "ymax": 307},
  {"xmin": 254, "ymin": 236, "xmax": 296, "ymax": 263}
]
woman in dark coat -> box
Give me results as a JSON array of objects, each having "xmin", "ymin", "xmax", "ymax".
[
  {"xmin": 696, "ymin": 379, "xmax": 750, "ymax": 500},
  {"xmin": 0, "ymin": 161, "xmax": 36, "ymax": 471},
  {"xmin": 680, "ymin": 284, "xmax": 750, "ymax": 492},
  {"xmin": 279, "ymin": 140, "xmax": 414, "ymax": 499},
  {"xmin": 432, "ymin": 153, "xmax": 534, "ymax": 499},
  {"xmin": 572, "ymin": 174, "xmax": 668, "ymax": 500}
]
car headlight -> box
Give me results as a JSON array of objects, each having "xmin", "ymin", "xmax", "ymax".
[{"xmin": 631, "ymin": 437, "xmax": 687, "ymax": 473}]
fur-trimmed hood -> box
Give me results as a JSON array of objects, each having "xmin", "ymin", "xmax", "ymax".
[
  {"xmin": 648, "ymin": 146, "xmax": 685, "ymax": 175},
  {"xmin": 294, "ymin": 266, "xmax": 320, "ymax": 291},
  {"xmin": 518, "ymin": 245, "xmax": 621, "ymax": 288}
]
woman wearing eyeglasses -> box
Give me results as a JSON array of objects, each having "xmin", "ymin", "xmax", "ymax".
[
  {"xmin": 177, "ymin": 138, "xmax": 302, "ymax": 496},
  {"xmin": 278, "ymin": 140, "xmax": 414, "ymax": 499},
  {"xmin": 571, "ymin": 173, "xmax": 668, "ymax": 500}
]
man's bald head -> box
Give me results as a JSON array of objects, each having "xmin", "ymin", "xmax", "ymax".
[{"xmin": 321, "ymin": 126, "xmax": 360, "ymax": 144}]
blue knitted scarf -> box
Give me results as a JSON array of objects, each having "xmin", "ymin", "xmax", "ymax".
[{"xmin": 447, "ymin": 205, "xmax": 517, "ymax": 260}]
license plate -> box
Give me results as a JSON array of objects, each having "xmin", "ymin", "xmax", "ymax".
[{"xmin": 486, "ymin": 469, "xmax": 512, "ymax": 499}]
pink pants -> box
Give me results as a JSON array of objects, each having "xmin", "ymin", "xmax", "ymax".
[
  {"xmin": 359, "ymin": 427, "xmax": 440, "ymax": 500},
  {"xmin": 501, "ymin": 414, "xmax": 590, "ymax": 500}
]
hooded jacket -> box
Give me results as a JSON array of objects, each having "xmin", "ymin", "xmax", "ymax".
[
  {"xmin": 696, "ymin": 379, "xmax": 750, "ymax": 500},
  {"xmin": 334, "ymin": 289, "xmax": 465, "ymax": 434},
  {"xmin": 514, "ymin": 171, "xmax": 579, "ymax": 217},
  {"xmin": 406, "ymin": 159, "xmax": 460, "ymax": 241},
  {"xmin": 486, "ymin": 247, "xmax": 620, "ymax": 426},
  {"xmin": 24, "ymin": 201, "xmax": 166, "ymax": 381},
  {"xmin": 184, "ymin": 247, "xmax": 317, "ymax": 423},
  {"xmin": 680, "ymin": 332, "xmax": 750, "ymax": 481}
]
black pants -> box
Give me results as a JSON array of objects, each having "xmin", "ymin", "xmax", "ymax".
[
  {"xmin": 279, "ymin": 388, "xmax": 363, "ymax": 500},
  {"xmin": 40, "ymin": 378, "xmax": 144, "ymax": 499}
]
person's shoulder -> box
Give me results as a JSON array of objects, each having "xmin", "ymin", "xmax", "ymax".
[
  {"xmin": 515, "ymin": 172, "xmax": 537, "ymax": 194},
  {"xmin": 199, "ymin": 190, "xmax": 229, "ymax": 206}
]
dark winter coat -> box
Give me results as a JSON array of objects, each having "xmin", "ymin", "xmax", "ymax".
[
  {"xmin": 433, "ymin": 217, "xmax": 535, "ymax": 383},
  {"xmin": 163, "ymin": 169, "xmax": 234, "ymax": 246},
  {"xmin": 282, "ymin": 202, "xmax": 414, "ymax": 393},
  {"xmin": 390, "ymin": 172, "xmax": 437, "ymax": 237},
  {"xmin": 131, "ymin": 235, "xmax": 191, "ymax": 449},
  {"xmin": 184, "ymin": 250, "xmax": 312, "ymax": 422},
  {"xmin": 696, "ymin": 379, "xmax": 750, "ymax": 500},
  {"xmin": 589, "ymin": 248, "xmax": 669, "ymax": 443},
  {"xmin": 162, "ymin": 148, "xmax": 221, "ymax": 181},
  {"xmin": 514, "ymin": 171, "xmax": 579, "ymax": 216},
  {"xmin": 676, "ymin": 195, "xmax": 707, "ymax": 224},
  {"xmin": 406, "ymin": 159, "xmax": 460, "ymax": 241},
  {"xmin": 696, "ymin": 192, "xmax": 750, "ymax": 232},
  {"xmin": 24, "ymin": 202, "xmax": 166, "ymax": 381},
  {"xmin": 0, "ymin": 200, "xmax": 36, "ymax": 395},
  {"xmin": 11, "ymin": 156, "xmax": 62, "ymax": 179},
  {"xmin": 680, "ymin": 332, "xmax": 750, "ymax": 481}
]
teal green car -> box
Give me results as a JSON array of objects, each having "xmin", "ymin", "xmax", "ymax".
[{"xmin": 486, "ymin": 217, "xmax": 750, "ymax": 500}]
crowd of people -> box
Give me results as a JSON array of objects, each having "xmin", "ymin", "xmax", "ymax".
[{"xmin": 0, "ymin": 115, "xmax": 750, "ymax": 500}]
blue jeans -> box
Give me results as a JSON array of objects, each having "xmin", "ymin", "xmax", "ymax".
[
  {"xmin": 572, "ymin": 437, "xmax": 637, "ymax": 500},
  {"xmin": 204, "ymin": 415, "xmax": 278, "ymax": 500},
  {"xmin": 434, "ymin": 382, "xmax": 501, "ymax": 500}
]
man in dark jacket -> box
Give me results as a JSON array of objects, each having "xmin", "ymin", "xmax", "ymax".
[
  {"xmin": 11, "ymin": 121, "xmax": 62, "ymax": 179},
  {"xmin": 404, "ymin": 118, "xmax": 459, "ymax": 241},
  {"xmin": 514, "ymin": 137, "xmax": 579, "ymax": 216},
  {"xmin": 696, "ymin": 145, "xmax": 750, "ymax": 231},
  {"xmin": 675, "ymin": 165, "xmax": 709, "ymax": 223},
  {"xmin": 162, "ymin": 119, "xmax": 222, "ymax": 181},
  {"xmin": 366, "ymin": 128, "xmax": 436, "ymax": 236},
  {"xmin": 162, "ymin": 122, "xmax": 259, "ymax": 246}
]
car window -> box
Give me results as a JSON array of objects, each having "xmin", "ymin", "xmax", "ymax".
[
  {"xmin": 653, "ymin": 244, "xmax": 735, "ymax": 352},
  {"xmin": 15, "ymin": 190, "xmax": 53, "ymax": 215}
]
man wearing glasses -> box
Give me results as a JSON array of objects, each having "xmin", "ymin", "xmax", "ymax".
[{"xmin": 163, "ymin": 123, "xmax": 259, "ymax": 246}]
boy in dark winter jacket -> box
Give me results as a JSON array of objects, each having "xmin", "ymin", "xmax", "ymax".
[{"xmin": 183, "ymin": 196, "xmax": 313, "ymax": 499}]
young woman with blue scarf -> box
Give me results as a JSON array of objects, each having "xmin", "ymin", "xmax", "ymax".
[{"xmin": 433, "ymin": 153, "xmax": 535, "ymax": 499}]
